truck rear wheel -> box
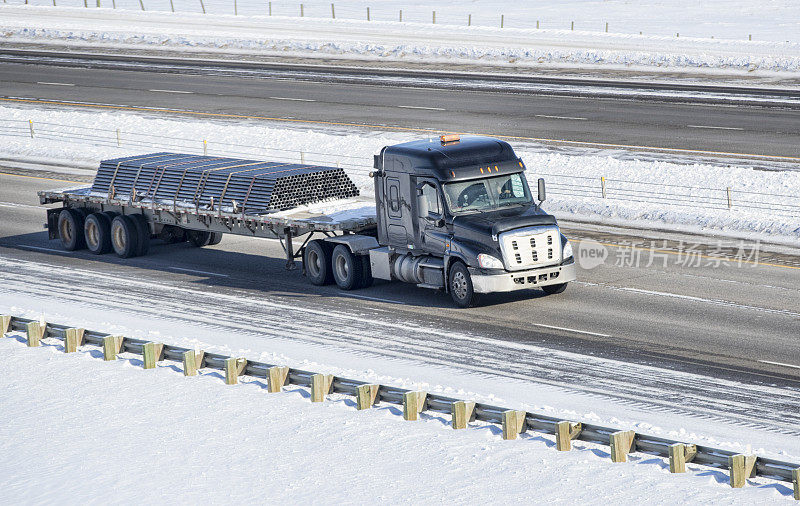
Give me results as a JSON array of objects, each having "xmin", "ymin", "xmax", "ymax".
[
  {"xmin": 84, "ymin": 212, "xmax": 112, "ymax": 254},
  {"xmin": 542, "ymin": 283, "xmax": 568, "ymax": 295},
  {"xmin": 130, "ymin": 214, "xmax": 151, "ymax": 257},
  {"xmin": 448, "ymin": 261, "xmax": 476, "ymax": 308},
  {"xmin": 110, "ymin": 215, "xmax": 140, "ymax": 258},
  {"xmin": 331, "ymin": 244, "xmax": 363, "ymax": 291},
  {"xmin": 305, "ymin": 240, "xmax": 334, "ymax": 286},
  {"xmin": 208, "ymin": 232, "xmax": 223, "ymax": 245},
  {"xmin": 58, "ymin": 208, "xmax": 86, "ymax": 251},
  {"xmin": 186, "ymin": 230, "xmax": 212, "ymax": 247}
]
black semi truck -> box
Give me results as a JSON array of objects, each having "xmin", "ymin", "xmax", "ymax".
[{"xmin": 39, "ymin": 135, "xmax": 575, "ymax": 307}]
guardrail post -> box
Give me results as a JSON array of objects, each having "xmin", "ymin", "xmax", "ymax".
[
  {"xmin": 267, "ymin": 365, "xmax": 289, "ymax": 393},
  {"xmin": 102, "ymin": 335, "xmax": 124, "ymax": 361},
  {"xmin": 64, "ymin": 328, "xmax": 85, "ymax": 353},
  {"xmin": 402, "ymin": 391, "xmax": 427, "ymax": 421},
  {"xmin": 728, "ymin": 454, "xmax": 757, "ymax": 488},
  {"xmin": 555, "ymin": 421, "xmax": 582, "ymax": 451},
  {"xmin": 501, "ymin": 410, "xmax": 526, "ymax": 440},
  {"xmin": 668, "ymin": 443, "xmax": 697, "ymax": 473},
  {"xmin": 310, "ymin": 373, "xmax": 333, "ymax": 402},
  {"xmin": 1, "ymin": 315, "xmax": 10, "ymax": 335},
  {"xmin": 451, "ymin": 401, "xmax": 475, "ymax": 429},
  {"xmin": 182, "ymin": 350, "xmax": 204, "ymax": 376},
  {"xmin": 356, "ymin": 384, "xmax": 379, "ymax": 410},
  {"xmin": 610, "ymin": 430, "xmax": 636, "ymax": 462},
  {"xmin": 142, "ymin": 342, "xmax": 164, "ymax": 369},
  {"xmin": 793, "ymin": 467, "xmax": 799, "ymax": 500},
  {"xmin": 224, "ymin": 357, "xmax": 247, "ymax": 385},
  {"xmin": 26, "ymin": 321, "xmax": 44, "ymax": 347}
]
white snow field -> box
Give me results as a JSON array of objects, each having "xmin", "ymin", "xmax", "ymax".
[
  {"xmin": 1, "ymin": 297, "xmax": 798, "ymax": 503},
  {"xmin": 1, "ymin": 3, "xmax": 799, "ymax": 74},
  {"xmin": 1, "ymin": 105, "xmax": 799, "ymax": 243}
]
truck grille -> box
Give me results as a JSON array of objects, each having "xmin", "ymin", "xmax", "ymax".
[{"xmin": 499, "ymin": 226, "xmax": 561, "ymax": 271}]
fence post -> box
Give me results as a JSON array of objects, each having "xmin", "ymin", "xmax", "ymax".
[
  {"xmin": 729, "ymin": 454, "xmax": 757, "ymax": 488},
  {"xmin": 267, "ymin": 365, "xmax": 289, "ymax": 393},
  {"xmin": 169, "ymin": 0, "xmax": 173, "ymax": 11},
  {"xmin": 138, "ymin": 0, "xmax": 144, "ymax": 11},
  {"xmin": 451, "ymin": 401, "xmax": 475, "ymax": 429},
  {"xmin": 234, "ymin": 0, "xmax": 237, "ymax": 15},
  {"xmin": 432, "ymin": 10, "xmax": 435, "ymax": 24},
  {"xmin": 199, "ymin": 0, "xmax": 205, "ymax": 14},
  {"xmin": 571, "ymin": 21, "xmax": 574, "ymax": 30},
  {"xmin": 555, "ymin": 421, "xmax": 582, "ymax": 451},
  {"xmin": 112, "ymin": 0, "xmax": 115, "ymax": 7},
  {"xmin": 330, "ymin": 3, "xmax": 334, "ymax": 18},
  {"xmin": 142, "ymin": 342, "xmax": 164, "ymax": 369},
  {"xmin": 500, "ymin": 14, "xmax": 503, "ymax": 28},
  {"xmin": 300, "ymin": 3, "xmax": 303, "ymax": 16},
  {"xmin": 116, "ymin": 128, "xmax": 121, "ymax": 147},
  {"xmin": 182, "ymin": 349, "xmax": 204, "ymax": 376},
  {"xmin": 536, "ymin": 20, "xmax": 539, "ymax": 29},
  {"xmin": 83, "ymin": 0, "xmax": 87, "ymax": 7},
  {"xmin": 402, "ymin": 391, "xmax": 427, "ymax": 421},
  {"xmin": 26, "ymin": 321, "xmax": 44, "ymax": 347},
  {"xmin": 356, "ymin": 384, "xmax": 379, "ymax": 410},
  {"xmin": 726, "ymin": 187, "xmax": 732, "ymax": 209},
  {"xmin": 501, "ymin": 410, "xmax": 526, "ymax": 440},
  {"xmin": 610, "ymin": 430, "xmax": 636, "ymax": 462},
  {"xmin": 300, "ymin": 151, "xmax": 305, "ymax": 164},
  {"xmin": 468, "ymin": 14, "xmax": 471, "ymax": 26},
  {"xmin": 224, "ymin": 357, "xmax": 247, "ymax": 385},
  {"xmin": 64, "ymin": 328, "xmax": 85, "ymax": 353},
  {"xmin": 29, "ymin": 120, "xmax": 34, "ymax": 138},
  {"xmin": 605, "ymin": 22, "xmax": 608, "ymax": 32},
  {"xmin": 268, "ymin": 0, "xmax": 271, "ymax": 15},
  {"xmin": 668, "ymin": 443, "xmax": 697, "ymax": 473},
  {"xmin": 96, "ymin": 0, "xmax": 100, "ymax": 7},
  {"xmin": 0, "ymin": 315, "xmax": 10, "ymax": 335},
  {"xmin": 399, "ymin": 9, "xmax": 402, "ymax": 22},
  {"xmin": 366, "ymin": 6, "xmax": 369, "ymax": 21},
  {"xmin": 310, "ymin": 373, "xmax": 334, "ymax": 402},
  {"xmin": 749, "ymin": 34, "xmax": 752, "ymax": 41},
  {"xmin": 601, "ymin": 176, "xmax": 607, "ymax": 198},
  {"xmin": 102, "ymin": 335, "xmax": 124, "ymax": 361},
  {"xmin": 203, "ymin": 139, "xmax": 207, "ymax": 156}
]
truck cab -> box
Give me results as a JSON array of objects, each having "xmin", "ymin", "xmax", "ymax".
[{"xmin": 367, "ymin": 134, "xmax": 576, "ymax": 307}]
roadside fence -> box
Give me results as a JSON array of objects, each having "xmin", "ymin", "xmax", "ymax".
[
  {"xmin": 3, "ymin": 118, "xmax": 798, "ymax": 220},
  {"xmin": 2, "ymin": 314, "xmax": 799, "ymax": 499}
]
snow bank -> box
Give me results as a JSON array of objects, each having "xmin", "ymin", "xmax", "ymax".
[
  {"xmin": 1, "ymin": 5, "xmax": 799, "ymax": 73},
  {"xmin": 1, "ymin": 105, "xmax": 798, "ymax": 242}
]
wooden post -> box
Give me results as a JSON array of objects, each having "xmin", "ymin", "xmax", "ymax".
[
  {"xmin": 102, "ymin": 335, "xmax": 124, "ymax": 361},
  {"xmin": 399, "ymin": 9, "xmax": 402, "ymax": 22},
  {"xmin": 536, "ymin": 20, "xmax": 539, "ymax": 29},
  {"xmin": 366, "ymin": 6, "xmax": 369, "ymax": 21},
  {"xmin": 330, "ymin": 2, "xmax": 334, "ymax": 18},
  {"xmin": 142, "ymin": 342, "xmax": 164, "ymax": 369},
  {"xmin": 300, "ymin": 3, "xmax": 303, "ymax": 16},
  {"xmin": 432, "ymin": 10, "xmax": 435, "ymax": 24},
  {"xmin": 601, "ymin": 176, "xmax": 607, "ymax": 198},
  {"xmin": 605, "ymin": 22, "xmax": 608, "ymax": 32},
  {"xmin": 267, "ymin": 365, "xmax": 289, "ymax": 393},
  {"xmin": 310, "ymin": 373, "xmax": 334, "ymax": 402},
  {"xmin": 26, "ymin": 321, "xmax": 44, "ymax": 347},
  {"xmin": 182, "ymin": 349, "xmax": 204, "ymax": 376},
  {"xmin": 726, "ymin": 187, "xmax": 733, "ymax": 209},
  {"xmin": 1, "ymin": 315, "xmax": 11, "ymax": 335},
  {"xmin": 610, "ymin": 430, "xmax": 636, "ymax": 462},
  {"xmin": 29, "ymin": 120, "xmax": 34, "ymax": 138},
  {"xmin": 402, "ymin": 391, "xmax": 427, "ymax": 421},
  {"xmin": 138, "ymin": 0, "xmax": 144, "ymax": 10},
  {"xmin": 234, "ymin": 0, "xmax": 237, "ymax": 15},
  {"xmin": 500, "ymin": 14, "xmax": 503, "ymax": 28},
  {"xmin": 501, "ymin": 410, "xmax": 526, "ymax": 440},
  {"xmin": 268, "ymin": 0, "xmax": 271, "ymax": 15},
  {"xmin": 728, "ymin": 454, "xmax": 757, "ymax": 488},
  {"xmin": 356, "ymin": 384, "xmax": 379, "ymax": 410},
  {"xmin": 451, "ymin": 401, "xmax": 476, "ymax": 429},
  {"xmin": 668, "ymin": 443, "xmax": 697, "ymax": 473},
  {"xmin": 169, "ymin": 0, "xmax": 173, "ymax": 11},
  {"xmin": 224, "ymin": 357, "xmax": 247, "ymax": 385},
  {"xmin": 793, "ymin": 467, "xmax": 799, "ymax": 500},
  {"xmin": 555, "ymin": 421, "xmax": 582, "ymax": 451},
  {"xmin": 467, "ymin": 14, "xmax": 470, "ymax": 26},
  {"xmin": 571, "ymin": 20, "xmax": 574, "ymax": 30},
  {"xmin": 64, "ymin": 328, "xmax": 85, "ymax": 353}
]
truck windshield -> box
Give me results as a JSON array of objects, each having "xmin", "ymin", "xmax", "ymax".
[{"xmin": 443, "ymin": 172, "xmax": 532, "ymax": 214}]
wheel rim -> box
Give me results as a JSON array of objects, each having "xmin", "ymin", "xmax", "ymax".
[
  {"xmin": 112, "ymin": 223, "xmax": 126, "ymax": 251},
  {"xmin": 59, "ymin": 218, "xmax": 73, "ymax": 244},
  {"xmin": 334, "ymin": 253, "xmax": 349, "ymax": 281},
  {"xmin": 307, "ymin": 249, "xmax": 321, "ymax": 278},
  {"xmin": 86, "ymin": 220, "xmax": 99, "ymax": 249},
  {"xmin": 452, "ymin": 270, "xmax": 468, "ymax": 300}
]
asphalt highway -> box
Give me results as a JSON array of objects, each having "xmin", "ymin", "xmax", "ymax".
[
  {"xmin": 1, "ymin": 60, "xmax": 799, "ymax": 158},
  {"xmin": 2, "ymin": 172, "xmax": 799, "ymax": 433}
]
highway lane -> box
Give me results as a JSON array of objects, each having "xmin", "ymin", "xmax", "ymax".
[
  {"xmin": 1, "ymin": 62, "xmax": 799, "ymax": 158},
  {"xmin": 2, "ymin": 172, "xmax": 799, "ymax": 433}
]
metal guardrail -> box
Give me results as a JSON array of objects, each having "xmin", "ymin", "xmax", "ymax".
[{"xmin": 4, "ymin": 315, "xmax": 799, "ymax": 496}]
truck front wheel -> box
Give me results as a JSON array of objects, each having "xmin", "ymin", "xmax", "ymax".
[
  {"xmin": 331, "ymin": 244, "xmax": 363, "ymax": 290},
  {"xmin": 448, "ymin": 261, "xmax": 476, "ymax": 308}
]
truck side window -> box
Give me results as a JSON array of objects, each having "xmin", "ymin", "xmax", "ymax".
[{"xmin": 422, "ymin": 182, "xmax": 441, "ymax": 216}]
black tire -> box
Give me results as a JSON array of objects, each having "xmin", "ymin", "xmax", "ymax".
[
  {"xmin": 208, "ymin": 232, "xmax": 223, "ymax": 246},
  {"xmin": 159, "ymin": 225, "xmax": 186, "ymax": 244},
  {"xmin": 331, "ymin": 244, "xmax": 363, "ymax": 291},
  {"xmin": 130, "ymin": 214, "xmax": 151, "ymax": 257},
  {"xmin": 110, "ymin": 215, "xmax": 140, "ymax": 258},
  {"xmin": 57, "ymin": 208, "xmax": 86, "ymax": 251},
  {"xmin": 84, "ymin": 212, "xmax": 112, "ymax": 255},
  {"xmin": 304, "ymin": 240, "xmax": 334, "ymax": 286},
  {"xmin": 448, "ymin": 261, "xmax": 476, "ymax": 308},
  {"xmin": 186, "ymin": 230, "xmax": 212, "ymax": 247},
  {"xmin": 542, "ymin": 282, "xmax": 568, "ymax": 295},
  {"xmin": 358, "ymin": 255, "xmax": 374, "ymax": 289}
]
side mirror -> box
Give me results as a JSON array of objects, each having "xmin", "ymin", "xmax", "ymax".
[
  {"xmin": 417, "ymin": 190, "xmax": 429, "ymax": 219},
  {"xmin": 537, "ymin": 178, "xmax": 546, "ymax": 203}
]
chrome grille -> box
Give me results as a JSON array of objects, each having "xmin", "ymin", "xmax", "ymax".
[{"xmin": 499, "ymin": 226, "xmax": 561, "ymax": 271}]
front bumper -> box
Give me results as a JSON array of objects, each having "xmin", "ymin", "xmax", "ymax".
[{"xmin": 469, "ymin": 261, "xmax": 576, "ymax": 294}]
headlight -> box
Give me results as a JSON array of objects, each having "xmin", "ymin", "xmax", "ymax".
[
  {"xmin": 478, "ymin": 254, "xmax": 504, "ymax": 269},
  {"xmin": 563, "ymin": 241, "xmax": 574, "ymax": 260}
]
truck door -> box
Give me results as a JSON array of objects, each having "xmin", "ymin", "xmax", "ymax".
[
  {"xmin": 384, "ymin": 176, "xmax": 407, "ymax": 247},
  {"xmin": 418, "ymin": 178, "xmax": 447, "ymax": 255}
]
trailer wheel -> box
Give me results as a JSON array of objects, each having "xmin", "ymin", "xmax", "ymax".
[
  {"xmin": 331, "ymin": 244, "xmax": 363, "ymax": 291},
  {"xmin": 208, "ymin": 232, "xmax": 223, "ymax": 246},
  {"xmin": 186, "ymin": 230, "xmax": 212, "ymax": 247},
  {"xmin": 84, "ymin": 212, "xmax": 113, "ymax": 254},
  {"xmin": 57, "ymin": 208, "xmax": 86, "ymax": 251},
  {"xmin": 542, "ymin": 282, "xmax": 568, "ymax": 295},
  {"xmin": 304, "ymin": 240, "xmax": 334, "ymax": 286},
  {"xmin": 358, "ymin": 255, "xmax": 374, "ymax": 289},
  {"xmin": 448, "ymin": 261, "xmax": 476, "ymax": 308},
  {"xmin": 130, "ymin": 214, "xmax": 151, "ymax": 257},
  {"xmin": 110, "ymin": 215, "xmax": 140, "ymax": 258}
]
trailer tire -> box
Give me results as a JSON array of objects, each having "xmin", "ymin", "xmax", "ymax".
[
  {"xmin": 110, "ymin": 215, "xmax": 140, "ymax": 258},
  {"xmin": 186, "ymin": 230, "xmax": 212, "ymax": 247},
  {"xmin": 331, "ymin": 244, "xmax": 363, "ymax": 291},
  {"xmin": 84, "ymin": 212, "xmax": 113, "ymax": 254},
  {"xmin": 304, "ymin": 240, "xmax": 334, "ymax": 286},
  {"xmin": 208, "ymin": 232, "xmax": 223, "ymax": 246},
  {"xmin": 358, "ymin": 255, "xmax": 374, "ymax": 289},
  {"xmin": 542, "ymin": 282, "xmax": 568, "ymax": 295},
  {"xmin": 130, "ymin": 214, "xmax": 151, "ymax": 257},
  {"xmin": 448, "ymin": 261, "xmax": 476, "ymax": 308},
  {"xmin": 58, "ymin": 208, "xmax": 86, "ymax": 251}
]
